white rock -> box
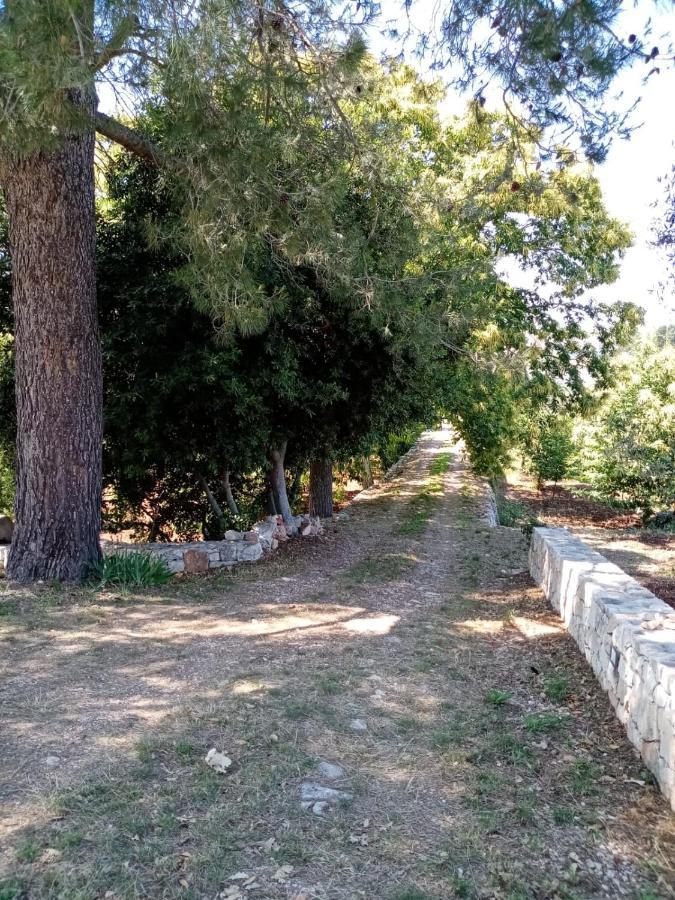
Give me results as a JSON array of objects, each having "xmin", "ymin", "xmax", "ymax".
[
  {"xmin": 311, "ymin": 801, "xmax": 330, "ymax": 815},
  {"xmin": 299, "ymin": 781, "xmax": 352, "ymax": 803},
  {"xmin": 349, "ymin": 718, "xmax": 368, "ymax": 732},
  {"xmin": 205, "ymin": 748, "xmax": 232, "ymax": 773},
  {"xmin": 316, "ymin": 761, "xmax": 346, "ymax": 781},
  {"xmin": 45, "ymin": 755, "xmax": 60, "ymax": 768}
]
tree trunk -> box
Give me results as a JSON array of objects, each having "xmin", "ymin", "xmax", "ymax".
[
  {"xmin": 198, "ymin": 473, "xmax": 225, "ymax": 521},
  {"xmin": 270, "ymin": 442, "xmax": 294, "ymax": 525},
  {"xmin": 288, "ymin": 467, "xmax": 304, "ymax": 507},
  {"xmin": 361, "ymin": 455, "xmax": 374, "ymax": 488},
  {"xmin": 222, "ymin": 471, "xmax": 239, "ymax": 516},
  {"xmin": 309, "ymin": 457, "xmax": 333, "ymax": 518},
  {"xmin": 265, "ymin": 484, "xmax": 278, "ymax": 516},
  {"xmin": 1, "ymin": 91, "xmax": 102, "ymax": 581}
]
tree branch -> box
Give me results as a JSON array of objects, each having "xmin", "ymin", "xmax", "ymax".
[{"xmin": 95, "ymin": 111, "xmax": 178, "ymax": 171}]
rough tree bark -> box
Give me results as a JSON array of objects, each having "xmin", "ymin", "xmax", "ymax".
[
  {"xmin": 361, "ymin": 455, "xmax": 374, "ymax": 488},
  {"xmin": 309, "ymin": 457, "xmax": 333, "ymax": 518},
  {"xmin": 269, "ymin": 442, "xmax": 294, "ymax": 525},
  {"xmin": 0, "ymin": 90, "xmax": 102, "ymax": 581}
]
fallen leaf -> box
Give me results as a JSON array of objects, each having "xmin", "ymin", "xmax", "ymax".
[{"xmin": 272, "ymin": 864, "xmax": 294, "ymax": 882}]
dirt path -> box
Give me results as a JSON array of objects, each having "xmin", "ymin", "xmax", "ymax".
[{"xmin": 1, "ymin": 428, "xmax": 674, "ymax": 900}]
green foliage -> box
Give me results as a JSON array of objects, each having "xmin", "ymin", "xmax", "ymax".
[
  {"xmin": 543, "ymin": 675, "xmax": 570, "ymax": 704},
  {"xmin": 433, "ymin": 0, "xmax": 660, "ymax": 162},
  {"xmin": 484, "ymin": 689, "xmax": 512, "ymax": 707},
  {"xmin": 526, "ymin": 415, "xmax": 574, "ymax": 488},
  {"xmin": 377, "ymin": 425, "xmax": 427, "ymax": 471},
  {"xmin": 576, "ymin": 341, "xmax": 675, "ymax": 517},
  {"xmin": 0, "ymin": 44, "xmax": 641, "ymax": 537},
  {"xmin": 90, "ymin": 551, "xmax": 172, "ymax": 588}
]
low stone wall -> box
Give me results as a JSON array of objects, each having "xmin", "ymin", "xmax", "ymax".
[
  {"xmin": 105, "ymin": 514, "xmax": 323, "ymax": 574},
  {"xmin": 530, "ymin": 527, "xmax": 675, "ymax": 810},
  {"xmin": 0, "ymin": 515, "xmax": 323, "ymax": 576}
]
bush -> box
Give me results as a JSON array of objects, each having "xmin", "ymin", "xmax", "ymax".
[
  {"xmin": 578, "ymin": 345, "xmax": 675, "ymax": 518},
  {"xmin": 527, "ymin": 416, "xmax": 574, "ymax": 490},
  {"xmin": 90, "ymin": 551, "xmax": 173, "ymax": 587}
]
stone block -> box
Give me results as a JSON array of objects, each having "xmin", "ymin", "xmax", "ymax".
[
  {"xmin": 530, "ymin": 527, "xmax": 675, "ymax": 811},
  {"xmin": 183, "ymin": 549, "xmax": 209, "ymax": 574},
  {"xmin": 241, "ymin": 542, "xmax": 263, "ymax": 562}
]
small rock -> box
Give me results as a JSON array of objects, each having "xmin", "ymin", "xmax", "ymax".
[
  {"xmin": 243, "ymin": 531, "xmax": 258, "ymax": 543},
  {"xmin": 45, "ymin": 755, "xmax": 61, "ymax": 768},
  {"xmin": 299, "ymin": 781, "xmax": 353, "ymax": 804},
  {"xmin": 205, "ymin": 748, "xmax": 233, "ymax": 773},
  {"xmin": 316, "ymin": 761, "xmax": 346, "ymax": 781},
  {"xmin": 349, "ymin": 718, "xmax": 368, "ymax": 732},
  {"xmin": 224, "ymin": 530, "xmax": 242, "ymax": 541},
  {"xmin": 311, "ymin": 801, "xmax": 330, "ymax": 815},
  {"xmin": 301, "ymin": 525, "xmax": 312, "ymax": 537}
]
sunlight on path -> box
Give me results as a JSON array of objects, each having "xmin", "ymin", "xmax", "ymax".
[{"xmin": 0, "ymin": 428, "xmax": 673, "ymax": 899}]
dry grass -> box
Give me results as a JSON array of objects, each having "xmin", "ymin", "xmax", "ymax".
[{"xmin": 0, "ymin": 429, "xmax": 674, "ymax": 899}]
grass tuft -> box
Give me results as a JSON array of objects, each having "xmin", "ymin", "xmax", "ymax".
[
  {"xmin": 543, "ymin": 675, "xmax": 570, "ymax": 703},
  {"xmin": 523, "ymin": 712, "xmax": 565, "ymax": 734},
  {"xmin": 484, "ymin": 689, "xmax": 512, "ymax": 707},
  {"xmin": 90, "ymin": 551, "xmax": 172, "ymax": 587}
]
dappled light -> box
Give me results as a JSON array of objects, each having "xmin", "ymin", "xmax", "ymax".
[{"xmin": 1, "ymin": 436, "xmax": 673, "ymax": 898}]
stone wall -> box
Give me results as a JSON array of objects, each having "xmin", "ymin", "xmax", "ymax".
[
  {"xmin": 530, "ymin": 527, "xmax": 675, "ymax": 810},
  {"xmin": 104, "ymin": 514, "xmax": 323, "ymax": 574},
  {"xmin": 0, "ymin": 515, "xmax": 323, "ymax": 576}
]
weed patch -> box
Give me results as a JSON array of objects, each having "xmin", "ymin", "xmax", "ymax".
[
  {"xmin": 523, "ymin": 712, "xmax": 565, "ymax": 734},
  {"xmin": 396, "ymin": 453, "xmax": 450, "ymax": 536},
  {"xmin": 345, "ymin": 553, "xmax": 417, "ymax": 584},
  {"xmin": 484, "ymin": 689, "xmax": 512, "ymax": 707}
]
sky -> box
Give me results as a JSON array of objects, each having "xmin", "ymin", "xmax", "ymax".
[{"xmin": 367, "ymin": 0, "xmax": 675, "ymax": 330}]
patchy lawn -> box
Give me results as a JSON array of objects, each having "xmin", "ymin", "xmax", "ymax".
[{"xmin": 1, "ymin": 430, "xmax": 674, "ymax": 899}]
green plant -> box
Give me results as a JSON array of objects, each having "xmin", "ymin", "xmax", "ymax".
[
  {"xmin": 544, "ymin": 675, "xmax": 570, "ymax": 703},
  {"xmin": 0, "ymin": 879, "xmax": 25, "ymax": 900},
  {"xmin": 567, "ymin": 758, "xmax": 602, "ymax": 795},
  {"xmin": 449, "ymin": 874, "xmax": 476, "ymax": 898},
  {"xmin": 553, "ymin": 805, "xmax": 575, "ymax": 825},
  {"xmin": 90, "ymin": 552, "xmax": 172, "ymax": 588},
  {"xmin": 527, "ymin": 416, "xmax": 574, "ymax": 491},
  {"xmin": 523, "ymin": 712, "xmax": 565, "ymax": 734},
  {"xmin": 15, "ymin": 838, "xmax": 41, "ymax": 863},
  {"xmin": 484, "ymin": 689, "xmax": 512, "ymax": 707}
]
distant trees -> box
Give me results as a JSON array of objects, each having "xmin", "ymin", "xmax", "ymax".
[
  {"xmin": 0, "ymin": 1, "xmax": 663, "ymax": 574},
  {"xmin": 577, "ymin": 341, "xmax": 675, "ymax": 519}
]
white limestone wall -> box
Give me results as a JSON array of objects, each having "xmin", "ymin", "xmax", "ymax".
[{"xmin": 530, "ymin": 527, "xmax": 675, "ymax": 810}]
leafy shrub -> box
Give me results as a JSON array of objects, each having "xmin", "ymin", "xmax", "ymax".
[
  {"xmin": 527, "ymin": 415, "xmax": 574, "ymax": 490},
  {"xmin": 90, "ymin": 551, "xmax": 172, "ymax": 587},
  {"xmin": 577, "ymin": 345, "xmax": 675, "ymax": 518},
  {"xmin": 376, "ymin": 424, "xmax": 426, "ymax": 471},
  {"xmin": 494, "ymin": 493, "xmax": 541, "ymax": 539},
  {"xmin": 495, "ymin": 496, "xmax": 528, "ymax": 527}
]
